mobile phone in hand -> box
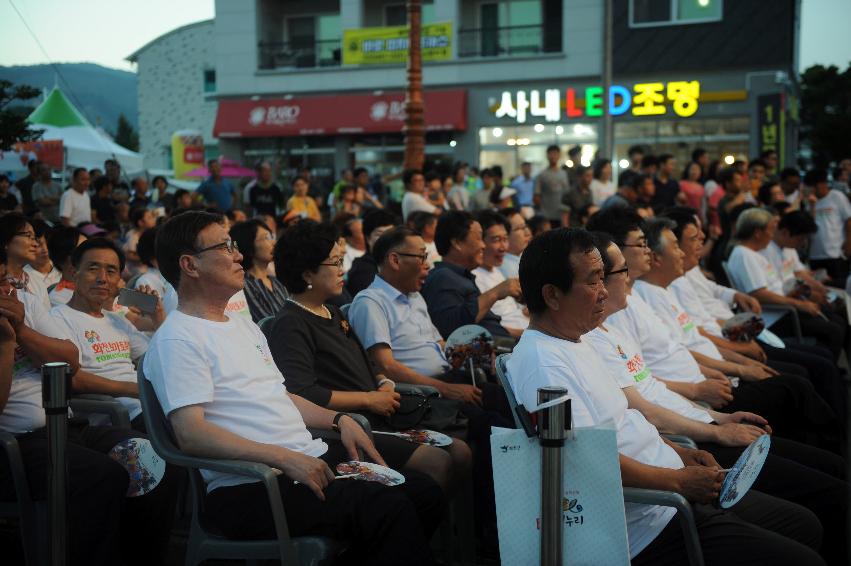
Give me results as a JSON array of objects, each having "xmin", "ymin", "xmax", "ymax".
[{"xmin": 117, "ymin": 287, "xmax": 158, "ymax": 314}]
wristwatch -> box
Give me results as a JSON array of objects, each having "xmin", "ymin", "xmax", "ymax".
[{"xmin": 331, "ymin": 412, "xmax": 349, "ymax": 432}]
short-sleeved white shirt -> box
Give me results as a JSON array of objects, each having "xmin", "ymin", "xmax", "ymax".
[
  {"xmin": 58, "ymin": 189, "xmax": 92, "ymax": 226},
  {"xmin": 587, "ymin": 324, "xmax": 713, "ymax": 424},
  {"xmin": 810, "ymin": 190, "xmax": 851, "ymax": 260},
  {"xmin": 633, "ymin": 280, "xmax": 722, "ymax": 360},
  {"xmin": 608, "ymin": 294, "xmax": 706, "ymax": 385},
  {"xmin": 134, "ymin": 267, "xmax": 178, "ymax": 313},
  {"xmin": 144, "ymin": 310, "xmax": 327, "ymax": 493},
  {"xmin": 684, "ymin": 266, "xmax": 736, "ymax": 321},
  {"xmin": 507, "ymin": 330, "xmax": 680, "ymax": 558},
  {"xmin": 760, "ymin": 240, "xmax": 805, "ymax": 287},
  {"xmin": 669, "ymin": 276, "xmax": 724, "ymax": 337},
  {"xmin": 49, "ymin": 304, "xmax": 149, "ymax": 420},
  {"xmin": 727, "ymin": 245, "xmax": 784, "ymax": 295},
  {"xmin": 472, "ymin": 266, "xmax": 529, "ymax": 330},
  {"xmin": 0, "ymin": 290, "xmax": 66, "ymax": 433},
  {"xmin": 401, "ymin": 192, "xmax": 438, "ymax": 222}
]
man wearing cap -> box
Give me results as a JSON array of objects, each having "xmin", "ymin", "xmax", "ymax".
[{"xmin": 562, "ymin": 165, "xmax": 594, "ymax": 228}]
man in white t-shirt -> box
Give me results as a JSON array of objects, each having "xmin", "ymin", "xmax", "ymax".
[
  {"xmin": 472, "ymin": 211, "xmax": 528, "ymax": 337},
  {"xmin": 143, "ymin": 210, "xmax": 442, "ymax": 562},
  {"xmin": 497, "ymin": 208, "xmax": 531, "ymax": 280},
  {"xmin": 764, "ymin": 209, "xmax": 833, "ymax": 305},
  {"xmin": 49, "ymin": 238, "xmax": 164, "ymax": 429},
  {"xmin": 806, "ymin": 168, "xmax": 851, "ymax": 284},
  {"xmin": 401, "ymin": 169, "xmax": 440, "ymax": 222},
  {"xmin": 59, "ymin": 168, "xmax": 93, "ymax": 227},
  {"xmin": 727, "ymin": 207, "xmax": 846, "ymax": 361},
  {"xmin": 506, "ymin": 227, "xmax": 824, "ymax": 565},
  {"xmin": 591, "ymin": 234, "xmax": 848, "ymax": 564}
]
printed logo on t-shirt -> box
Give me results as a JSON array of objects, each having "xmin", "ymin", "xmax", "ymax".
[
  {"xmin": 87, "ymin": 331, "xmax": 131, "ymax": 363},
  {"xmin": 623, "ymin": 351, "xmax": 650, "ymax": 383},
  {"xmin": 616, "ymin": 345, "xmax": 628, "ymax": 360},
  {"xmin": 675, "ymin": 308, "xmax": 695, "ymax": 333},
  {"xmin": 255, "ymin": 344, "xmax": 273, "ymax": 366},
  {"xmin": 13, "ymin": 345, "xmax": 33, "ymax": 373},
  {"xmin": 781, "ymin": 258, "xmax": 796, "ymax": 279},
  {"xmin": 225, "ymin": 299, "xmax": 250, "ymax": 317}
]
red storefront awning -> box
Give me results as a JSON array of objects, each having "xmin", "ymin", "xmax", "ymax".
[{"xmin": 213, "ymin": 89, "xmax": 467, "ymax": 138}]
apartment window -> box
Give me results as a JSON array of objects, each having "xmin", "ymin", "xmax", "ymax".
[
  {"xmin": 477, "ymin": 0, "xmax": 543, "ymax": 56},
  {"xmin": 384, "ymin": 3, "xmax": 436, "ymax": 26},
  {"xmin": 283, "ymin": 14, "xmax": 341, "ymax": 67},
  {"xmin": 203, "ymin": 69, "xmax": 216, "ymax": 93},
  {"xmin": 630, "ymin": 0, "xmax": 722, "ymax": 27}
]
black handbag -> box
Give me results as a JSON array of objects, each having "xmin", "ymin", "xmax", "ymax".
[{"xmin": 386, "ymin": 390, "xmax": 468, "ymax": 433}]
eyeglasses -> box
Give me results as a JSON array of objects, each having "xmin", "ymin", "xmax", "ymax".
[
  {"xmin": 621, "ymin": 241, "xmax": 648, "ymax": 249},
  {"xmin": 485, "ymin": 236, "xmax": 509, "ymax": 244},
  {"xmin": 511, "ymin": 225, "xmax": 530, "ymax": 232},
  {"xmin": 194, "ymin": 239, "xmax": 239, "ymax": 255},
  {"xmin": 319, "ymin": 257, "xmax": 345, "ymax": 268},
  {"xmin": 605, "ymin": 267, "xmax": 629, "ymax": 278},
  {"xmin": 14, "ymin": 231, "xmax": 36, "ymax": 241},
  {"xmin": 395, "ymin": 252, "xmax": 429, "ymax": 264}
]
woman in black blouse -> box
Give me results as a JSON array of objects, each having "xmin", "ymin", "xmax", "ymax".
[
  {"xmin": 230, "ymin": 219, "xmax": 288, "ymax": 322},
  {"xmin": 268, "ymin": 220, "xmax": 471, "ymax": 493}
]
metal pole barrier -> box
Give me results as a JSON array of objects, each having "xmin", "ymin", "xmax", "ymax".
[
  {"xmin": 538, "ymin": 387, "xmax": 571, "ymax": 566},
  {"xmin": 42, "ymin": 362, "xmax": 71, "ymax": 566}
]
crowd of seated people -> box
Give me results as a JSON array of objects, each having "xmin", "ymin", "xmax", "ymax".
[{"xmin": 0, "ymin": 148, "xmax": 849, "ymax": 565}]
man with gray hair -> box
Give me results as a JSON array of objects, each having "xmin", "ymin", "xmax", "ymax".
[{"xmin": 727, "ymin": 207, "xmax": 846, "ymax": 361}]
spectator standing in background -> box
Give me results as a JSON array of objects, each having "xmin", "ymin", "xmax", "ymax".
[
  {"xmin": 748, "ymin": 159, "xmax": 767, "ymax": 198},
  {"xmin": 0, "ymin": 174, "xmax": 20, "ymax": 213},
  {"xmin": 59, "ymin": 168, "xmax": 92, "ymax": 227},
  {"xmin": 90, "ymin": 177, "xmax": 115, "ymax": 224},
  {"xmin": 652, "ymin": 154, "xmax": 679, "ymax": 213},
  {"xmin": 806, "ymin": 169, "xmax": 851, "ymax": 285},
  {"xmin": 509, "ymin": 161, "xmax": 535, "ymax": 210},
  {"xmin": 533, "ymin": 145, "xmax": 570, "ymax": 227},
  {"xmin": 618, "ymin": 145, "xmax": 644, "ymax": 190},
  {"xmin": 104, "ymin": 159, "xmax": 130, "ymax": 203},
  {"xmin": 563, "ymin": 145, "xmax": 582, "ymax": 187},
  {"xmin": 401, "ymin": 169, "xmax": 440, "ymax": 222},
  {"xmin": 14, "ymin": 159, "xmax": 38, "ymax": 216},
  {"xmin": 562, "ymin": 166, "xmax": 594, "ymax": 228},
  {"xmin": 31, "ymin": 162, "xmax": 63, "ymax": 223},
  {"xmin": 679, "ymin": 161, "xmax": 705, "ymax": 218},
  {"xmin": 761, "ymin": 150, "xmax": 780, "ymax": 184},
  {"xmin": 590, "ymin": 158, "xmax": 615, "ymax": 206},
  {"xmin": 691, "ymin": 148, "xmax": 710, "ymax": 183},
  {"xmin": 247, "ymin": 162, "xmax": 283, "ymax": 217},
  {"xmin": 286, "ymin": 176, "xmax": 322, "ymax": 222},
  {"xmin": 197, "ymin": 159, "xmax": 235, "ymax": 211},
  {"xmin": 447, "ymin": 163, "xmax": 470, "ymax": 211}
]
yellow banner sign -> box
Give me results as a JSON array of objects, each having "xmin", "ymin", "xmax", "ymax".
[{"xmin": 343, "ymin": 22, "xmax": 452, "ymax": 65}]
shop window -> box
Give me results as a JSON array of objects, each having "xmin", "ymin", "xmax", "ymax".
[{"xmin": 630, "ymin": 0, "xmax": 722, "ymax": 27}]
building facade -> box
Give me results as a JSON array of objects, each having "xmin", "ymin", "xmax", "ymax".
[
  {"xmin": 128, "ymin": 20, "xmax": 219, "ymax": 170},
  {"xmin": 206, "ymin": 0, "xmax": 799, "ymax": 186}
]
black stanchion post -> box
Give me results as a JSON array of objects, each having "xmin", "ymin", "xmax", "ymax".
[
  {"xmin": 42, "ymin": 362, "xmax": 71, "ymax": 566},
  {"xmin": 538, "ymin": 386, "xmax": 571, "ymax": 566}
]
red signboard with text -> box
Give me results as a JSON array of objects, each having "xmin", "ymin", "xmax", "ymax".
[
  {"xmin": 14, "ymin": 140, "xmax": 64, "ymax": 169},
  {"xmin": 213, "ymin": 89, "xmax": 467, "ymax": 138}
]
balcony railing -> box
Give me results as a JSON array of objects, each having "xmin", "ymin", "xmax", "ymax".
[
  {"xmin": 258, "ymin": 39, "xmax": 342, "ymax": 70},
  {"xmin": 458, "ymin": 24, "xmax": 561, "ymax": 58}
]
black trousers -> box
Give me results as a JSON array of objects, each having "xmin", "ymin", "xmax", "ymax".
[
  {"xmin": 723, "ymin": 374, "xmax": 843, "ymax": 454},
  {"xmin": 633, "ymin": 490, "xmax": 825, "ymax": 566},
  {"xmin": 0, "ymin": 419, "xmax": 179, "ymax": 566},
  {"xmin": 205, "ymin": 440, "xmax": 444, "ymax": 566},
  {"xmin": 762, "ymin": 341, "xmax": 848, "ymax": 424},
  {"xmin": 773, "ymin": 308, "xmax": 847, "ymax": 361},
  {"xmin": 698, "ymin": 437, "xmax": 847, "ymax": 565},
  {"xmin": 810, "ymin": 258, "xmax": 849, "ymax": 288}
]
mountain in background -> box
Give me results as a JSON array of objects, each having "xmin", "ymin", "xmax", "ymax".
[{"xmin": 0, "ymin": 63, "xmax": 137, "ymax": 134}]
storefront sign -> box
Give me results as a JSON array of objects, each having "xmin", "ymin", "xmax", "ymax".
[
  {"xmin": 13, "ymin": 139, "xmax": 64, "ymax": 169},
  {"xmin": 492, "ymin": 80, "xmax": 701, "ymax": 123},
  {"xmin": 343, "ymin": 23, "xmax": 452, "ymax": 65},
  {"xmin": 757, "ymin": 93, "xmax": 784, "ymax": 159},
  {"xmin": 213, "ymin": 89, "xmax": 466, "ymax": 138}
]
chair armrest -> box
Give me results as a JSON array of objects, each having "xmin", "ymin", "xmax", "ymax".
[
  {"xmin": 395, "ymin": 383, "xmax": 441, "ymax": 398},
  {"xmin": 70, "ymin": 394, "xmax": 131, "ymax": 429},
  {"xmin": 0, "ymin": 430, "xmax": 32, "ymax": 507},
  {"xmin": 761, "ymin": 304, "xmax": 801, "ymax": 340},
  {"xmin": 662, "ymin": 434, "xmax": 698, "ymax": 450},
  {"xmin": 308, "ymin": 412, "xmax": 374, "ymax": 459},
  {"xmin": 623, "ymin": 488, "xmax": 704, "ymax": 566}
]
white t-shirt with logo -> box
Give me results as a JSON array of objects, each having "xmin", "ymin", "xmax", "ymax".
[
  {"xmin": 164, "ymin": 288, "xmax": 248, "ymax": 319},
  {"xmin": 727, "ymin": 245, "xmax": 784, "ymax": 296},
  {"xmin": 669, "ymin": 276, "xmax": 724, "ymax": 337},
  {"xmin": 633, "ymin": 280, "xmax": 722, "ymax": 360},
  {"xmin": 759, "ymin": 240, "xmax": 805, "ymax": 288},
  {"xmin": 608, "ymin": 294, "xmax": 706, "ymax": 385},
  {"xmin": 143, "ymin": 310, "xmax": 327, "ymax": 493},
  {"xmin": 809, "ymin": 190, "xmax": 851, "ymax": 260},
  {"xmin": 472, "ymin": 266, "xmax": 529, "ymax": 330},
  {"xmin": 507, "ymin": 330, "xmax": 680, "ymax": 558},
  {"xmin": 0, "ymin": 289, "xmax": 65, "ymax": 434},
  {"xmin": 58, "ymin": 188, "xmax": 92, "ymax": 226},
  {"xmin": 587, "ymin": 324, "xmax": 713, "ymax": 424},
  {"xmin": 49, "ymin": 304, "xmax": 149, "ymax": 420},
  {"xmin": 684, "ymin": 266, "xmax": 736, "ymax": 321}
]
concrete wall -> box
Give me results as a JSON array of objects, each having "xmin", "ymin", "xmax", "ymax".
[{"xmin": 133, "ymin": 21, "xmax": 218, "ymax": 170}]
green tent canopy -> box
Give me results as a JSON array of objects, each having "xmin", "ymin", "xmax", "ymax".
[{"xmin": 26, "ymin": 88, "xmax": 91, "ymax": 128}]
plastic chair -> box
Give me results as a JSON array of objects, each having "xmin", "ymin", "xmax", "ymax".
[
  {"xmin": 0, "ymin": 431, "xmax": 46, "ymax": 566},
  {"xmin": 339, "ymin": 303, "xmax": 351, "ymax": 318},
  {"xmin": 69, "ymin": 394, "xmax": 131, "ymax": 428},
  {"xmin": 721, "ymin": 261, "xmax": 802, "ymax": 341},
  {"xmin": 494, "ymin": 354, "xmax": 705, "ymax": 566},
  {"xmin": 137, "ymin": 359, "xmax": 345, "ymax": 566}
]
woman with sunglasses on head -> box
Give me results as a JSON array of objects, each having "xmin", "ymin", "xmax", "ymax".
[
  {"xmin": 229, "ymin": 219, "xmax": 288, "ymax": 322},
  {"xmin": 267, "ymin": 220, "xmax": 471, "ymax": 495}
]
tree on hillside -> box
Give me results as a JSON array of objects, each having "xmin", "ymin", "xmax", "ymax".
[
  {"xmin": 800, "ymin": 63, "xmax": 851, "ymax": 168},
  {"xmin": 115, "ymin": 113, "xmax": 139, "ymax": 151},
  {"xmin": 0, "ymin": 80, "xmax": 43, "ymax": 150}
]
